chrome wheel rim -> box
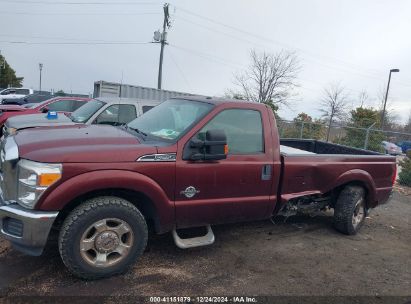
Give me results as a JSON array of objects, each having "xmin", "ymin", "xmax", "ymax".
[
  {"xmin": 80, "ymin": 218, "xmax": 134, "ymax": 268},
  {"xmin": 352, "ymin": 198, "xmax": 365, "ymax": 228}
]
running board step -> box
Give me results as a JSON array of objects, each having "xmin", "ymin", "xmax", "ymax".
[{"xmin": 172, "ymin": 225, "xmax": 215, "ymax": 249}]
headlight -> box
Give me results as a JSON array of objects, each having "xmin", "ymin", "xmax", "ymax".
[
  {"xmin": 17, "ymin": 159, "xmax": 62, "ymax": 209},
  {"xmin": 7, "ymin": 127, "xmax": 17, "ymax": 136},
  {"xmin": 3, "ymin": 126, "xmax": 16, "ymax": 137}
]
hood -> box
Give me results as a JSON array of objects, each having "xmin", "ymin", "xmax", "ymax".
[
  {"xmin": 0, "ymin": 105, "xmax": 27, "ymax": 112},
  {"xmin": 6, "ymin": 113, "xmax": 74, "ymax": 130},
  {"xmin": 14, "ymin": 125, "xmax": 157, "ymax": 163}
]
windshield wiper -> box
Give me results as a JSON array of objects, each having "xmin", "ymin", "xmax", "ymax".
[{"xmin": 125, "ymin": 125, "xmax": 148, "ymax": 138}]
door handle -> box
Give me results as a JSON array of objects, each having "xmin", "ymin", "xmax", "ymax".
[{"xmin": 261, "ymin": 164, "xmax": 272, "ymax": 181}]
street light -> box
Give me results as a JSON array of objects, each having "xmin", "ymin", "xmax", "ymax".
[
  {"xmin": 39, "ymin": 63, "xmax": 43, "ymax": 92},
  {"xmin": 381, "ymin": 68, "xmax": 400, "ymax": 130}
]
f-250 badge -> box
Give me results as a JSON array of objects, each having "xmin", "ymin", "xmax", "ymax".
[{"xmin": 180, "ymin": 186, "xmax": 200, "ymax": 198}]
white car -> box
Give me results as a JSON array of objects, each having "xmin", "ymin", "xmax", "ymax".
[
  {"xmin": 2, "ymin": 97, "xmax": 161, "ymax": 137},
  {"xmin": 0, "ymin": 87, "xmax": 34, "ymax": 103},
  {"xmin": 381, "ymin": 141, "xmax": 402, "ymax": 155}
]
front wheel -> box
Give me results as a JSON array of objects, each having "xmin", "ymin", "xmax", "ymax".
[
  {"xmin": 58, "ymin": 196, "xmax": 148, "ymax": 280},
  {"xmin": 333, "ymin": 186, "xmax": 367, "ymax": 235}
]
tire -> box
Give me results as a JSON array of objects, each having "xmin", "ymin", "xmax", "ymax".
[
  {"xmin": 333, "ymin": 186, "xmax": 367, "ymax": 235},
  {"xmin": 58, "ymin": 196, "xmax": 148, "ymax": 280}
]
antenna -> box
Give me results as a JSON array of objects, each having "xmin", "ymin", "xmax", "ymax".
[{"xmin": 117, "ymin": 70, "xmax": 124, "ymax": 126}]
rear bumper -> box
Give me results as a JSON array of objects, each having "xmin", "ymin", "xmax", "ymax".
[
  {"xmin": 372, "ymin": 187, "xmax": 393, "ymax": 207},
  {"xmin": 0, "ymin": 202, "xmax": 58, "ymax": 256}
]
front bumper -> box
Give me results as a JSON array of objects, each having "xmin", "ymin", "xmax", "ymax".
[{"xmin": 0, "ymin": 202, "xmax": 58, "ymax": 256}]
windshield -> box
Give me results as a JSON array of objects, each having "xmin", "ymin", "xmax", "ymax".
[
  {"xmin": 71, "ymin": 99, "xmax": 105, "ymax": 123},
  {"xmin": 127, "ymin": 99, "xmax": 213, "ymax": 141}
]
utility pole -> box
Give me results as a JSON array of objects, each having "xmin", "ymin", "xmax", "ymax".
[
  {"xmin": 154, "ymin": 3, "xmax": 171, "ymax": 89},
  {"xmin": 381, "ymin": 68, "xmax": 399, "ymax": 130},
  {"xmin": 39, "ymin": 63, "xmax": 43, "ymax": 92}
]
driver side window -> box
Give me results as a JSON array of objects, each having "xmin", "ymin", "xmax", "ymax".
[
  {"xmin": 95, "ymin": 104, "xmax": 137, "ymax": 126},
  {"xmin": 196, "ymin": 109, "xmax": 264, "ymax": 154}
]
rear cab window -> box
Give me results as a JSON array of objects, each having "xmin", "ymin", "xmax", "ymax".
[{"xmin": 15, "ymin": 89, "xmax": 30, "ymax": 95}]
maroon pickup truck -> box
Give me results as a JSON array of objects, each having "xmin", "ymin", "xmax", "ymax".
[{"xmin": 0, "ymin": 97, "xmax": 396, "ymax": 279}]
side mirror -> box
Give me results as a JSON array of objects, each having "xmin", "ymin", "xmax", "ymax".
[
  {"xmin": 41, "ymin": 107, "xmax": 49, "ymax": 113},
  {"xmin": 189, "ymin": 129, "xmax": 228, "ymax": 161}
]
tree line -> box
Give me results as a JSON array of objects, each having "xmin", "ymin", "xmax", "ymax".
[{"xmin": 0, "ymin": 54, "xmax": 23, "ymax": 88}]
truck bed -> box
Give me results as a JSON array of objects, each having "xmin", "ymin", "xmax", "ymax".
[
  {"xmin": 279, "ymin": 139, "xmax": 396, "ymax": 209},
  {"xmin": 280, "ymin": 139, "xmax": 380, "ymax": 155}
]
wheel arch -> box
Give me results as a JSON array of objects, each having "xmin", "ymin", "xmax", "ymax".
[
  {"xmin": 332, "ymin": 169, "xmax": 377, "ymax": 208},
  {"xmin": 54, "ymin": 188, "xmax": 161, "ymax": 233},
  {"xmin": 38, "ymin": 170, "xmax": 175, "ymax": 234}
]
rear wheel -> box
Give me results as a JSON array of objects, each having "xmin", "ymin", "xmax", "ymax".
[
  {"xmin": 333, "ymin": 186, "xmax": 367, "ymax": 235},
  {"xmin": 58, "ymin": 196, "xmax": 148, "ymax": 280}
]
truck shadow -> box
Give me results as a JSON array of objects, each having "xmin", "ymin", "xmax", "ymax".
[
  {"xmin": 147, "ymin": 212, "xmax": 338, "ymax": 253},
  {"xmin": 0, "ymin": 212, "xmax": 338, "ymax": 295}
]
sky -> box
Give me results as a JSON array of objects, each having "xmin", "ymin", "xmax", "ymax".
[{"xmin": 0, "ymin": 0, "xmax": 410, "ymax": 123}]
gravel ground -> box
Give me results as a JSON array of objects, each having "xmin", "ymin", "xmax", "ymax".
[{"xmin": 0, "ymin": 191, "xmax": 410, "ymax": 300}]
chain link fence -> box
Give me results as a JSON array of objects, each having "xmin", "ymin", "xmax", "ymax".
[
  {"xmin": 398, "ymin": 151, "xmax": 411, "ymax": 187},
  {"xmin": 277, "ymin": 119, "xmax": 411, "ymax": 187}
]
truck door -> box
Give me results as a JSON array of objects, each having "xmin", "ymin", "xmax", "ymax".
[{"xmin": 175, "ymin": 108, "xmax": 274, "ymax": 228}]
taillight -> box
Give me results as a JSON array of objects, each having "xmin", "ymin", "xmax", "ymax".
[{"xmin": 392, "ymin": 164, "xmax": 397, "ymax": 185}]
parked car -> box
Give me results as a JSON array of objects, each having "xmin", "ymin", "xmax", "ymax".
[
  {"xmin": 2, "ymin": 97, "xmax": 160, "ymax": 137},
  {"xmin": 0, "ymin": 97, "xmax": 396, "ymax": 279},
  {"xmin": 381, "ymin": 141, "xmax": 402, "ymax": 155},
  {"xmin": 0, "ymin": 87, "xmax": 34, "ymax": 103},
  {"xmin": 2, "ymin": 91, "xmax": 53, "ymax": 105},
  {"xmin": 396, "ymin": 141, "xmax": 411, "ymax": 154},
  {"xmin": 0, "ymin": 97, "xmax": 91, "ymax": 135}
]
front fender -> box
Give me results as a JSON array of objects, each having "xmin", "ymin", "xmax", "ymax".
[
  {"xmin": 334, "ymin": 169, "xmax": 377, "ymax": 206},
  {"xmin": 36, "ymin": 170, "xmax": 175, "ymax": 233}
]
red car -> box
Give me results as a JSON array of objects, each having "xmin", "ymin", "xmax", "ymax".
[{"xmin": 0, "ymin": 96, "xmax": 91, "ymax": 131}]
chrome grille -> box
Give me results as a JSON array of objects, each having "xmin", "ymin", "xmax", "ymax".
[
  {"xmin": 0, "ymin": 138, "xmax": 18, "ymax": 202},
  {"xmin": 2, "ymin": 125, "xmax": 8, "ymax": 138}
]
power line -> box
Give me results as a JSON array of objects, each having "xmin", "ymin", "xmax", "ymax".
[
  {"xmin": 176, "ymin": 16, "xmax": 389, "ymax": 85},
  {"xmin": 170, "ymin": 43, "xmax": 371, "ymax": 96},
  {"xmin": 0, "ymin": 40, "xmax": 151, "ymax": 45},
  {"xmin": 0, "ymin": 11, "xmax": 160, "ymax": 15},
  {"xmin": 167, "ymin": 48, "xmax": 192, "ymax": 91},
  {"xmin": 0, "ymin": 33, "xmax": 149, "ymax": 43},
  {"xmin": 177, "ymin": 16, "xmax": 272, "ymax": 51},
  {"xmin": 175, "ymin": 6, "xmax": 411, "ymax": 87},
  {"xmin": 0, "ymin": 0, "xmax": 159, "ymax": 4},
  {"xmin": 169, "ymin": 44, "xmax": 244, "ymax": 70}
]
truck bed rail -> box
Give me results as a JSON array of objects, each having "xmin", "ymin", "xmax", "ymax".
[{"xmin": 280, "ymin": 139, "xmax": 381, "ymax": 156}]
